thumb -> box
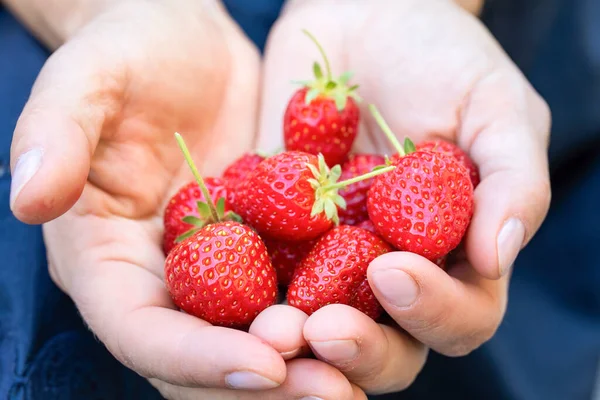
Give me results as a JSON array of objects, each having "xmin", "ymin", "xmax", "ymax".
[{"xmin": 9, "ymin": 38, "xmax": 121, "ymax": 224}]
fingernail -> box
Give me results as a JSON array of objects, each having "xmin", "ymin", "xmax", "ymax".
[
  {"xmin": 10, "ymin": 148, "xmax": 43, "ymax": 210},
  {"xmin": 225, "ymin": 371, "xmax": 279, "ymax": 390},
  {"xmin": 280, "ymin": 348, "xmax": 302, "ymax": 360},
  {"xmin": 497, "ymin": 218, "xmax": 525, "ymax": 277},
  {"xmin": 309, "ymin": 339, "xmax": 359, "ymax": 364},
  {"xmin": 300, "ymin": 397, "xmax": 324, "ymax": 400},
  {"xmin": 371, "ymin": 270, "xmax": 419, "ymax": 308}
]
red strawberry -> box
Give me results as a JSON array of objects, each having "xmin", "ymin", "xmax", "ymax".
[
  {"xmin": 165, "ymin": 221, "xmax": 277, "ymax": 328},
  {"xmin": 283, "ymin": 30, "xmax": 360, "ymax": 167},
  {"xmin": 287, "ymin": 225, "xmax": 392, "ymax": 319},
  {"xmin": 366, "ymin": 105, "xmax": 474, "ymax": 261},
  {"xmin": 234, "ymin": 151, "xmax": 338, "ymax": 241},
  {"xmin": 349, "ymin": 279, "xmax": 384, "ymax": 320},
  {"xmin": 235, "ymin": 151, "xmax": 393, "ymax": 242},
  {"xmin": 263, "ymin": 237, "xmax": 317, "ymax": 286},
  {"xmin": 163, "ymin": 178, "xmax": 230, "ymax": 255},
  {"xmin": 164, "ymin": 133, "xmax": 276, "ymax": 328},
  {"xmin": 338, "ymin": 154, "xmax": 386, "ymax": 225},
  {"xmin": 222, "ymin": 152, "xmax": 265, "ymax": 204},
  {"xmin": 417, "ymin": 139, "xmax": 480, "ymax": 188},
  {"xmin": 356, "ymin": 219, "xmax": 377, "ymax": 235}
]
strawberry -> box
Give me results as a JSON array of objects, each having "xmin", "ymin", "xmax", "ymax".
[
  {"xmin": 283, "ymin": 30, "xmax": 360, "ymax": 167},
  {"xmin": 287, "ymin": 225, "xmax": 392, "ymax": 319},
  {"xmin": 235, "ymin": 151, "xmax": 393, "ymax": 242},
  {"xmin": 338, "ymin": 154, "xmax": 386, "ymax": 225},
  {"xmin": 366, "ymin": 105, "xmax": 474, "ymax": 261},
  {"xmin": 222, "ymin": 152, "xmax": 265, "ymax": 204},
  {"xmin": 417, "ymin": 139, "xmax": 480, "ymax": 188},
  {"xmin": 163, "ymin": 178, "xmax": 230, "ymax": 255},
  {"xmin": 263, "ymin": 237, "xmax": 317, "ymax": 286},
  {"xmin": 165, "ymin": 221, "xmax": 277, "ymax": 328},
  {"xmin": 356, "ymin": 219, "xmax": 377, "ymax": 235},
  {"xmin": 164, "ymin": 133, "xmax": 277, "ymax": 328}
]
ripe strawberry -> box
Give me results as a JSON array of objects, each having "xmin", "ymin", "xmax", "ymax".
[
  {"xmin": 356, "ymin": 219, "xmax": 377, "ymax": 235},
  {"xmin": 287, "ymin": 225, "xmax": 392, "ymax": 319},
  {"xmin": 163, "ymin": 178, "xmax": 230, "ymax": 255},
  {"xmin": 338, "ymin": 154, "xmax": 386, "ymax": 225},
  {"xmin": 283, "ymin": 30, "xmax": 360, "ymax": 167},
  {"xmin": 235, "ymin": 151, "xmax": 393, "ymax": 242},
  {"xmin": 235, "ymin": 151, "xmax": 337, "ymax": 241},
  {"xmin": 417, "ymin": 139, "xmax": 480, "ymax": 188},
  {"xmin": 165, "ymin": 221, "xmax": 277, "ymax": 328},
  {"xmin": 222, "ymin": 152, "xmax": 265, "ymax": 204},
  {"xmin": 263, "ymin": 237, "xmax": 317, "ymax": 286},
  {"xmin": 164, "ymin": 133, "xmax": 277, "ymax": 328},
  {"xmin": 366, "ymin": 105, "xmax": 474, "ymax": 261}
]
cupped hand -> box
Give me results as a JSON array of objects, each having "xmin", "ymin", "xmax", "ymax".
[
  {"xmin": 258, "ymin": 0, "xmax": 551, "ymax": 394},
  {"xmin": 9, "ymin": 1, "xmax": 363, "ymax": 398}
]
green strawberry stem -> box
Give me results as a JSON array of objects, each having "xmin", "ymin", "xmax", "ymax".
[
  {"xmin": 174, "ymin": 132, "xmax": 220, "ymax": 222},
  {"xmin": 303, "ymin": 29, "xmax": 332, "ymax": 81},
  {"xmin": 368, "ymin": 104, "xmax": 406, "ymax": 157},
  {"xmin": 321, "ymin": 165, "xmax": 396, "ymax": 192}
]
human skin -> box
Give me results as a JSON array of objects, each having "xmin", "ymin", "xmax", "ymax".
[{"xmin": 7, "ymin": 0, "xmax": 551, "ymax": 398}]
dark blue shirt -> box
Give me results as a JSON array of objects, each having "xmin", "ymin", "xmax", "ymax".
[{"xmin": 0, "ymin": 0, "xmax": 598, "ymax": 399}]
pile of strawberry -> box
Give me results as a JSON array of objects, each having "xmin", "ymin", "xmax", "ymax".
[{"xmin": 162, "ymin": 31, "xmax": 480, "ymax": 329}]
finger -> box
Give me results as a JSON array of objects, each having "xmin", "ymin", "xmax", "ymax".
[
  {"xmin": 368, "ymin": 252, "xmax": 508, "ymax": 356},
  {"xmin": 150, "ymin": 358, "xmax": 359, "ymax": 400},
  {"xmin": 249, "ymin": 305, "xmax": 310, "ymax": 360},
  {"xmin": 304, "ymin": 304, "xmax": 427, "ymax": 394},
  {"xmin": 9, "ymin": 37, "xmax": 121, "ymax": 224},
  {"xmin": 459, "ymin": 68, "xmax": 552, "ymax": 279},
  {"xmin": 62, "ymin": 251, "xmax": 286, "ymax": 389}
]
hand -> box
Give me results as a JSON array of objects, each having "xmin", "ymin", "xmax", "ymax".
[
  {"xmin": 257, "ymin": 0, "xmax": 551, "ymax": 394},
  {"xmin": 9, "ymin": 1, "xmax": 365, "ymax": 398}
]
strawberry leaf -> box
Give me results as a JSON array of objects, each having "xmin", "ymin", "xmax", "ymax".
[
  {"xmin": 182, "ymin": 215, "xmax": 205, "ymax": 226},
  {"xmin": 318, "ymin": 154, "xmax": 329, "ymax": 177},
  {"xmin": 307, "ymin": 178, "xmax": 320, "ymax": 190},
  {"xmin": 215, "ymin": 197, "xmax": 226, "ymax": 218},
  {"xmin": 311, "ymin": 199, "xmax": 325, "ymax": 217},
  {"xmin": 197, "ymin": 201, "xmax": 212, "ymax": 219},
  {"xmin": 333, "ymin": 195, "xmax": 347, "ymax": 210},
  {"xmin": 334, "ymin": 92, "xmax": 348, "ymax": 111},
  {"xmin": 224, "ymin": 210, "xmax": 243, "ymax": 223},
  {"xmin": 330, "ymin": 164, "xmax": 342, "ymax": 182},
  {"xmin": 175, "ymin": 227, "xmax": 199, "ymax": 243},
  {"xmin": 307, "ymin": 163, "xmax": 321, "ymax": 180},
  {"xmin": 404, "ymin": 137, "xmax": 417, "ymax": 154},
  {"xmin": 326, "ymin": 81, "xmax": 337, "ymax": 90},
  {"xmin": 313, "ymin": 62, "xmax": 323, "ymax": 80},
  {"xmin": 324, "ymin": 200, "xmax": 337, "ymax": 221}
]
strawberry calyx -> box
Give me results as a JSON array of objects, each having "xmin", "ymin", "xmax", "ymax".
[
  {"xmin": 294, "ymin": 29, "xmax": 360, "ymax": 112},
  {"xmin": 176, "ymin": 197, "xmax": 242, "ymax": 242},
  {"xmin": 307, "ymin": 154, "xmax": 395, "ymax": 225},
  {"xmin": 368, "ymin": 104, "xmax": 416, "ymax": 157},
  {"xmin": 174, "ymin": 132, "xmax": 242, "ymax": 242}
]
